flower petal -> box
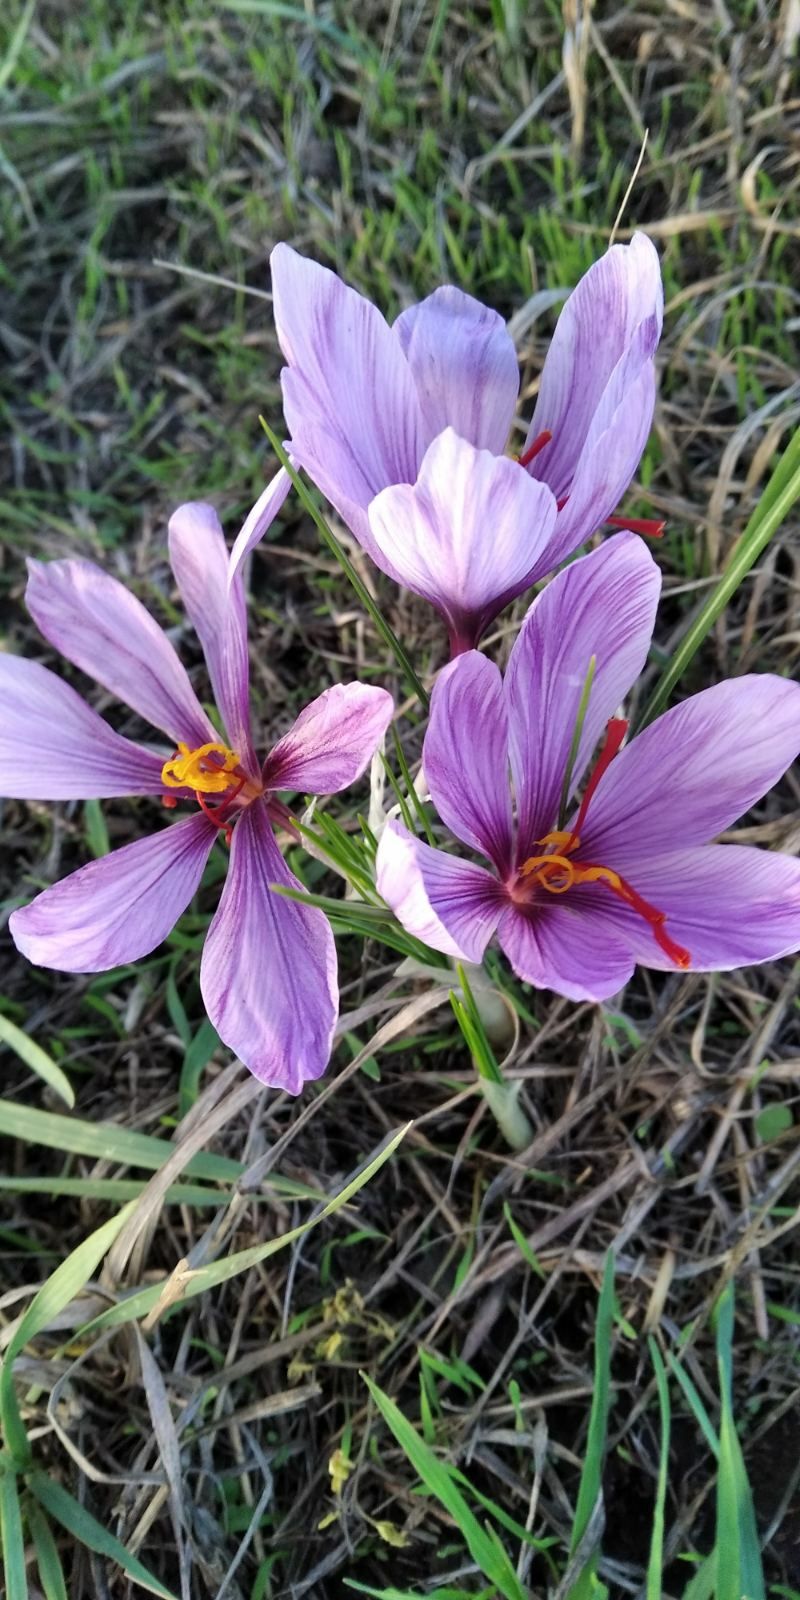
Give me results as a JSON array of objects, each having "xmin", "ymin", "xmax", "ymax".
[
  {"xmin": 580, "ymin": 845, "xmax": 800, "ymax": 971},
  {"xmin": 200, "ymin": 801, "xmax": 337, "ymax": 1091},
  {"xmin": 0, "ymin": 656, "xmax": 167, "ymax": 799},
  {"xmin": 263, "ymin": 682, "xmax": 394, "ymax": 795},
  {"xmin": 10, "ymin": 813, "xmax": 215, "ymax": 971},
  {"xmin": 525, "ymin": 232, "xmax": 663, "ymax": 500},
  {"xmin": 227, "ymin": 465, "xmax": 293, "ymax": 585},
  {"xmin": 376, "ymin": 819, "xmax": 506, "ymax": 961},
  {"xmin": 424, "ymin": 650, "xmax": 513, "ymax": 872},
  {"xmin": 542, "ymin": 361, "xmax": 657, "ymax": 569},
  {"xmin": 168, "ymin": 501, "xmax": 256, "ymax": 770},
  {"xmin": 25, "ymin": 558, "xmax": 215, "ymax": 749},
  {"xmin": 505, "ymin": 533, "xmax": 661, "ymax": 854},
  {"xmin": 497, "ymin": 900, "xmax": 635, "ymax": 1002},
  {"xmin": 580, "ymin": 675, "xmax": 800, "ymax": 863},
  {"xmin": 271, "ymin": 244, "xmax": 427, "ymax": 528},
  {"xmin": 367, "ymin": 429, "xmax": 558, "ymax": 650},
  {"xmin": 393, "ymin": 287, "xmax": 519, "ymax": 454}
]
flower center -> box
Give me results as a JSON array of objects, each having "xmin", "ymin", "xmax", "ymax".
[
  {"xmin": 515, "ymin": 720, "xmax": 691, "ymax": 971},
  {"xmin": 160, "ymin": 741, "xmax": 262, "ymax": 845}
]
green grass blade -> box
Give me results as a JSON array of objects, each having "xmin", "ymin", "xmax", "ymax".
[
  {"xmin": 638, "ymin": 429, "xmax": 800, "ymax": 727},
  {"xmin": 261, "ymin": 423, "xmax": 430, "ymax": 710},
  {"xmin": 29, "ymin": 1474, "xmax": 178, "ymax": 1600},
  {"xmin": 0, "ymin": 1099, "xmax": 316, "ymax": 1197},
  {"xmin": 715, "ymin": 1285, "xmax": 765, "ymax": 1600},
  {"xmin": 362, "ymin": 1374, "xmax": 525, "ymax": 1600},
  {"xmin": 565, "ymin": 1252, "xmax": 616, "ymax": 1600},
  {"xmin": 646, "ymin": 1339, "xmax": 671, "ymax": 1600},
  {"xmin": 0, "ymin": 1201, "xmax": 135, "ymax": 1466},
  {"xmin": 0, "ymin": 1175, "xmax": 238, "ymax": 1206},
  {"xmin": 666, "ymin": 1353, "xmax": 720, "ymax": 1460},
  {"xmin": 681, "ymin": 1553, "xmax": 717, "ymax": 1600},
  {"xmin": 0, "ymin": 1015, "xmax": 74, "ymax": 1108},
  {"xmin": 0, "ymin": 1468, "xmax": 27, "ymax": 1600},
  {"xmin": 28, "ymin": 1502, "xmax": 69, "ymax": 1600},
  {"xmin": 80, "ymin": 1124, "xmax": 410, "ymax": 1335}
]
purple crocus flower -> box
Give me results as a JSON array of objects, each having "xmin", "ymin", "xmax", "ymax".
[
  {"xmin": 230, "ymin": 234, "xmax": 664, "ymax": 652},
  {"xmin": 2, "ymin": 504, "xmax": 393, "ymax": 1090},
  {"xmin": 376, "ymin": 534, "xmax": 800, "ymax": 999}
]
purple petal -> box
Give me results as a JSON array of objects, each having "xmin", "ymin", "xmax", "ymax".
[
  {"xmin": 227, "ymin": 465, "xmax": 293, "ymax": 585},
  {"xmin": 505, "ymin": 533, "xmax": 660, "ymax": 854},
  {"xmin": 200, "ymin": 801, "xmax": 337, "ymax": 1091},
  {"xmin": 271, "ymin": 244, "xmax": 428, "ymax": 540},
  {"xmin": 367, "ymin": 429, "xmax": 558, "ymax": 650},
  {"xmin": 376, "ymin": 819, "xmax": 506, "ymax": 961},
  {"xmin": 168, "ymin": 502, "xmax": 256, "ymax": 771},
  {"xmin": 0, "ymin": 656, "xmax": 167, "ymax": 799},
  {"xmin": 581, "ymin": 845, "xmax": 800, "ymax": 971},
  {"xmin": 263, "ymin": 682, "xmax": 394, "ymax": 795},
  {"xmin": 10, "ymin": 814, "xmax": 215, "ymax": 971},
  {"xmin": 524, "ymin": 232, "xmax": 663, "ymax": 501},
  {"xmin": 393, "ymin": 287, "xmax": 519, "ymax": 454},
  {"xmin": 25, "ymin": 558, "xmax": 215, "ymax": 750},
  {"xmin": 542, "ymin": 361, "xmax": 657, "ymax": 569},
  {"xmin": 497, "ymin": 900, "xmax": 635, "ymax": 1002},
  {"xmin": 424, "ymin": 650, "xmax": 513, "ymax": 874},
  {"xmin": 580, "ymin": 675, "xmax": 800, "ymax": 864}
]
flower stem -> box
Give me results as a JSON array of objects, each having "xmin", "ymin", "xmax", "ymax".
[{"xmin": 477, "ymin": 1076, "xmax": 533, "ymax": 1152}]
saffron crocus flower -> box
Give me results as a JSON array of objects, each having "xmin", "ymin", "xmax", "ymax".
[
  {"xmin": 2, "ymin": 505, "xmax": 393, "ymax": 1090},
  {"xmin": 376, "ymin": 534, "xmax": 800, "ymax": 1000},
  {"xmin": 230, "ymin": 234, "xmax": 663, "ymax": 652}
]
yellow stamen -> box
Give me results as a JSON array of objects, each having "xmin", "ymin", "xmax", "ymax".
[
  {"xmin": 519, "ymin": 852, "xmax": 576, "ymax": 893},
  {"xmin": 161, "ymin": 741, "xmax": 240, "ymax": 794}
]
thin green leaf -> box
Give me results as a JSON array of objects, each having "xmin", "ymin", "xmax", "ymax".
[
  {"xmin": 565, "ymin": 1252, "xmax": 616, "ymax": 1600},
  {"xmin": 0, "ymin": 1099, "xmax": 316, "ymax": 1198},
  {"xmin": 638, "ymin": 429, "xmax": 800, "ymax": 727},
  {"xmin": 179, "ymin": 1019, "xmax": 220, "ymax": 1117},
  {"xmin": 83, "ymin": 797, "xmax": 110, "ymax": 857},
  {"xmin": 646, "ymin": 1340, "xmax": 671, "ymax": 1600},
  {"xmin": 1, "ymin": 1202, "xmax": 135, "ymax": 1465},
  {"xmin": 715, "ymin": 1286, "xmax": 765, "ymax": 1600},
  {"xmin": 681, "ymin": 1552, "xmax": 717, "ymax": 1600},
  {"xmin": 261, "ymin": 422, "xmax": 430, "ymax": 709},
  {"xmin": 0, "ymin": 1468, "xmax": 27, "ymax": 1600},
  {"xmin": 80, "ymin": 1123, "xmax": 410, "ymax": 1335},
  {"xmin": 666, "ymin": 1353, "xmax": 719, "ymax": 1460},
  {"xmin": 0, "ymin": 1015, "xmax": 74, "ymax": 1108},
  {"xmin": 558, "ymin": 653, "xmax": 596, "ymax": 829},
  {"xmin": 29, "ymin": 1474, "xmax": 179, "ymax": 1600},
  {"xmin": 28, "ymin": 1501, "xmax": 69, "ymax": 1600},
  {"xmin": 0, "ymin": 1175, "xmax": 238, "ymax": 1207},
  {"xmin": 362, "ymin": 1373, "xmax": 525, "ymax": 1600}
]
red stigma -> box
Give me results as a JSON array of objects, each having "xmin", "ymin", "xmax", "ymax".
[
  {"xmin": 606, "ymin": 514, "xmax": 666, "ymax": 539},
  {"xmin": 570, "ymin": 718, "xmax": 628, "ymax": 843},
  {"xmin": 518, "ymin": 429, "xmax": 553, "ymax": 468},
  {"xmin": 162, "ymin": 794, "xmax": 178, "ymax": 809},
  {"xmin": 593, "ymin": 871, "xmax": 691, "ymax": 969}
]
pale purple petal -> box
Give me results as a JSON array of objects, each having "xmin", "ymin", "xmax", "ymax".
[
  {"xmin": 201, "ymin": 802, "xmax": 337, "ymax": 1091},
  {"xmin": 10, "ymin": 814, "xmax": 215, "ymax": 971},
  {"xmin": 367, "ymin": 429, "xmax": 558, "ymax": 651},
  {"xmin": 393, "ymin": 287, "xmax": 519, "ymax": 454},
  {"xmin": 525, "ymin": 232, "xmax": 663, "ymax": 500},
  {"xmin": 227, "ymin": 465, "xmax": 293, "ymax": 585},
  {"xmin": 497, "ymin": 900, "xmax": 635, "ymax": 1002},
  {"xmin": 541, "ymin": 361, "xmax": 657, "ymax": 569},
  {"xmin": 424, "ymin": 651, "xmax": 513, "ymax": 872},
  {"xmin": 263, "ymin": 682, "xmax": 394, "ymax": 795},
  {"xmin": 580, "ymin": 676, "xmax": 800, "ymax": 865},
  {"xmin": 271, "ymin": 244, "xmax": 428, "ymax": 535},
  {"xmin": 168, "ymin": 502, "xmax": 256, "ymax": 771},
  {"xmin": 376, "ymin": 819, "xmax": 506, "ymax": 961},
  {"xmin": 505, "ymin": 533, "xmax": 660, "ymax": 854},
  {"xmin": 0, "ymin": 656, "xmax": 167, "ymax": 799},
  {"xmin": 25, "ymin": 558, "xmax": 215, "ymax": 749},
  {"xmin": 579, "ymin": 845, "xmax": 800, "ymax": 971}
]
